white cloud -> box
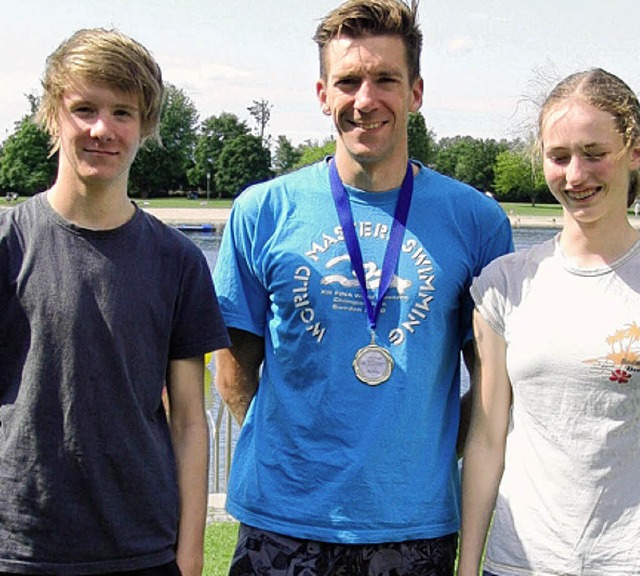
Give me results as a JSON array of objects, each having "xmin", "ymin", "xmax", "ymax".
[{"xmin": 444, "ymin": 36, "xmax": 476, "ymax": 56}]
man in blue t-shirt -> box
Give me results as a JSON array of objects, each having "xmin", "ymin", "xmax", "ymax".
[{"xmin": 214, "ymin": 1, "xmax": 513, "ymax": 573}]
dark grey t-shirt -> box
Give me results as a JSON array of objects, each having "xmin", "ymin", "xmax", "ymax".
[{"xmin": 0, "ymin": 194, "xmax": 230, "ymax": 574}]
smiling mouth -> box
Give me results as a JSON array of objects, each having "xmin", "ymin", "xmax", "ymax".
[
  {"xmin": 351, "ymin": 120, "xmax": 384, "ymax": 131},
  {"xmin": 566, "ymin": 187, "xmax": 602, "ymax": 201}
]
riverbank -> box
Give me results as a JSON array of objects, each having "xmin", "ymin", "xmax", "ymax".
[
  {"xmin": 4, "ymin": 204, "xmax": 639, "ymax": 229},
  {"xmin": 142, "ymin": 206, "xmax": 640, "ymax": 230},
  {"xmin": 141, "ymin": 206, "xmax": 572, "ymax": 229}
]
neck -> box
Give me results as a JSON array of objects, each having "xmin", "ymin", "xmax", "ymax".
[
  {"xmin": 333, "ymin": 148, "xmax": 412, "ymax": 192},
  {"xmin": 47, "ymin": 172, "xmax": 135, "ymax": 230},
  {"xmin": 559, "ymin": 214, "xmax": 639, "ymax": 267}
]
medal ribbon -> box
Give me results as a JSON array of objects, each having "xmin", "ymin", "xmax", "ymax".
[{"xmin": 328, "ymin": 158, "xmax": 414, "ymax": 332}]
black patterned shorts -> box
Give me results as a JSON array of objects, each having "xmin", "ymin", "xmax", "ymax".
[{"xmin": 228, "ymin": 523, "xmax": 458, "ymax": 575}]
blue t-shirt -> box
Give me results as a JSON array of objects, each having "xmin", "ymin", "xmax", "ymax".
[{"xmin": 214, "ymin": 159, "xmax": 512, "ymax": 543}]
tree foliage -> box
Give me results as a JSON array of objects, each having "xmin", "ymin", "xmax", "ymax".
[
  {"xmin": 407, "ymin": 112, "xmax": 437, "ymax": 166},
  {"xmin": 130, "ymin": 84, "xmax": 199, "ymax": 197},
  {"xmin": 215, "ymin": 134, "xmax": 273, "ymax": 197},
  {"xmin": 433, "ymin": 136, "xmax": 508, "ymax": 192},
  {"xmin": 247, "ymin": 99, "xmax": 272, "ymax": 144},
  {"xmin": 494, "ymin": 145, "xmax": 548, "ymax": 205},
  {"xmin": 0, "ymin": 113, "xmax": 56, "ymax": 195},
  {"xmin": 189, "ymin": 113, "xmax": 250, "ymax": 195},
  {"xmin": 273, "ymin": 135, "xmax": 302, "ymax": 175},
  {"xmin": 1, "ymin": 88, "xmax": 564, "ymax": 203},
  {"xmin": 294, "ymin": 138, "xmax": 336, "ymax": 169}
]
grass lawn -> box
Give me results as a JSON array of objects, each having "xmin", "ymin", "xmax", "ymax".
[
  {"xmin": 204, "ymin": 522, "xmax": 239, "ymax": 575},
  {"xmin": 132, "ymin": 197, "xmax": 234, "ymax": 209},
  {"xmin": 498, "ymin": 201, "xmax": 562, "ymax": 218},
  {"xmin": 501, "ymin": 200, "xmax": 640, "ymax": 219}
]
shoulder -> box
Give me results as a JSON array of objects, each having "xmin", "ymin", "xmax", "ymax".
[
  {"xmin": 229, "ymin": 161, "xmax": 329, "ymax": 228},
  {"xmin": 137, "ymin": 208, "xmax": 206, "ymax": 261},
  {"xmin": 414, "ymin": 164, "xmax": 508, "ymax": 224},
  {"xmin": 235, "ymin": 161, "xmax": 327, "ymax": 208},
  {"xmin": 474, "ymin": 238, "xmax": 556, "ymax": 293},
  {"xmin": 0, "ymin": 194, "xmax": 47, "ymax": 242}
]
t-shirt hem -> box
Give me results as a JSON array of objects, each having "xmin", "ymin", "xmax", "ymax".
[
  {"xmin": 171, "ymin": 334, "xmax": 231, "ymax": 359},
  {"xmin": 0, "ymin": 549, "xmax": 175, "ymax": 575},
  {"xmin": 227, "ymin": 500, "xmax": 458, "ymax": 545}
]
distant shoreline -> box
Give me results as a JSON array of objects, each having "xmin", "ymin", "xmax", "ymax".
[
  {"xmin": 142, "ymin": 207, "xmax": 571, "ymax": 230},
  {"xmin": 4, "ymin": 205, "xmax": 640, "ymax": 230}
]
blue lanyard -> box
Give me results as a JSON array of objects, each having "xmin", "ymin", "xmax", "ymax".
[{"xmin": 328, "ymin": 159, "xmax": 414, "ymax": 331}]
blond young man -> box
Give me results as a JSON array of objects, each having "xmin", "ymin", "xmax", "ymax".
[
  {"xmin": 0, "ymin": 29, "xmax": 230, "ymax": 576},
  {"xmin": 213, "ymin": 1, "xmax": 513, "ymax": 573}
]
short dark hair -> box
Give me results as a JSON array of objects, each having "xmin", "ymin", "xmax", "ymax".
[{"xmin": 313, "ymin": 0, "xmax": 422, "ymax": 82}]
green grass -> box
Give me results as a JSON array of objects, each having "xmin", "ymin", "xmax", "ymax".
[
  {"xmin": 498, "ymin": 202, "xmax": 562, "ymax": 217},
  {"xmin": 500, "ymin": 201, "xmax": 640, "ymax": 219},
  {"xmin": 204, "ymin": 522, "xmax": 239, "ymax": 575},
  {"xmin": 132, "ymin": 197, "xmax": 234, "ymax": 209}
]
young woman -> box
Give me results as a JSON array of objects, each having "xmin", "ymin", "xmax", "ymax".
[{"xmin": 458, "ymin": 68, "xmax": 640, "ymax": 576}]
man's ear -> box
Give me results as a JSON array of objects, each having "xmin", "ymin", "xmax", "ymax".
[
  {"xmin": 316, "ymin": 79, "xmax": 331, "ymax": 116},
  {"xmin": 410, "ymin": 76, "xmax": 424, "ymax": 113}
]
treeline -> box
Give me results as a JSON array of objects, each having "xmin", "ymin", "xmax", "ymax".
[{"xmin": 0, "ymin": 85, "xmax": 553, "ymax": 204}]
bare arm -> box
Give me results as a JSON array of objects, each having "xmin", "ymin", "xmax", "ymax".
[
  {"xmin": 167, "ymin": 356, "xmax": 209, "ymax": 576},
  {"xmin": 215, "ymin": 328, "xmax": 265, "ymax": 426},
  {"xmin": 457, "ymin": 310, "xmax": 512, "ymax": 576},
  {"xmin": 457, "ymin": 340, "xmax": 475, "ymax": 457}
]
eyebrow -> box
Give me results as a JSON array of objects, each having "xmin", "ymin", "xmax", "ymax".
[
  {"xmin": 66, "ymin": 97, "xmax": 139, "ymax": 112},
  {"xmin": 544, "ymin": 142, "xmax": 607, "ymax": 153}
]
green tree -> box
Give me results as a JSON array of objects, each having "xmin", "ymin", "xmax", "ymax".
[
  {"xmin": 433, "ymin": 136, "xmax": 508, "ymax": 192},
  {"xmin": 294, "ymin": 138, "xmax": 336, "ymax": 169},
  {"xmin": 130, "ymin": 84, "xmax": 198, "ymax": 197},
  {"xmin": 0, "ymin": 112, "xmax": 56, "ymax": 195},
  {"xmin": 189, "ymin": 113, "xmax": 250, "ymax": 196},
  {"xmin": 494, "ymin": 145, "xmax": 548, "ymax": 205},
  {"xmin": 407, "ymin": 111, "xmax": 437, "ymax": 166},
  {"xmin": 215, "ymin": 134, "xmax": 273, "ymax": 197},
  {"xmin": 272, "ymin": 135, "xmax": 302, "ymax": 175}
]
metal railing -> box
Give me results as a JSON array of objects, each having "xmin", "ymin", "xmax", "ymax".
[{"xmin": 206, "ymin": 394, "xmax": 237, "ymax": 494}]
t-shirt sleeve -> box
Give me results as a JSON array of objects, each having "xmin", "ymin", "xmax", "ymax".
[
  {"xmin": 460, "ymin": 201, "xmax": 513, "ymax": 344},
  {"xmin": 170, "ymin": 245, "xmax": 231, "ymax": 359},
  {"xmin": 470, "ymin": 255, "xmax": 512, "ymax": 337},
  {"xmin": 212, "ymin": 193, "xmax": 270, "ymax": 337}
]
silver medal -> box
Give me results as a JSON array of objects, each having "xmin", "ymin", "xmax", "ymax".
[{"xmin": 352, "ymin": 342, "xmax": 394, "ymax": 386}]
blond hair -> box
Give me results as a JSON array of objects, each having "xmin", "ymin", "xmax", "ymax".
[
  {"xmin": 313, "ymin": 0, "xmax": 422, "ymax": 82},
  {"xmin": 37, "ymin": 28, "xmax": 164, "ymax": 153}
]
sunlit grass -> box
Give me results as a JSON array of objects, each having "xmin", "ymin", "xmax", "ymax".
[
  {"xmin": 131, "ymin": 197, "xmax": 234, "ymax": 209},
  {"xmin": 204, "ymin": 522, "xmax": 239, "ymax": 575},
  {"xmin": 498, "ymin": 202, "xmax": 562, "ymax": 217}
]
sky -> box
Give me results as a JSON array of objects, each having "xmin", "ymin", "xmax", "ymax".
[{"xmin": 2, "ymin": 0, "xmax": 640, "ymax": 147}]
